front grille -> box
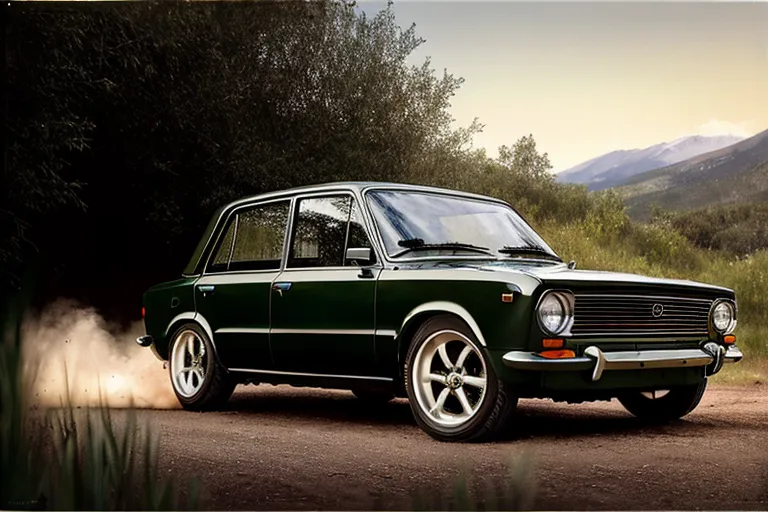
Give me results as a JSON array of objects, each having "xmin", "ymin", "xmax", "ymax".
[{"xmin": 571, "ymin": 294, "xmax": 712, "ymax": 337}]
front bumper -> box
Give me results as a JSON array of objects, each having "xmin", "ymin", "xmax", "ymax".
[{"xmin": 503, "ymin": 343, "xmax": 742, "ymax": 381}]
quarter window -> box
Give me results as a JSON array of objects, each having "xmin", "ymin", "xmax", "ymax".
[
  {"xmin": 207, "ymin": 200, "xmax": 290, "ymax": 272},
  {"xmin": 345, "ymin": 199, "xmax": 374, "ymax": 267}
]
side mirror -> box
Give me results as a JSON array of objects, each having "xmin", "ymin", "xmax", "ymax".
[{"xmin": 345, "ymin": 247, "xmax": 373, "ymax": 266}]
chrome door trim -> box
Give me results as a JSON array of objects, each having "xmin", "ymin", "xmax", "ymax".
[
  {"xmin": 270, "ymin": 328, "xmax": 377, "ymax": 336},
  {"xmin": 215, "ymin": 327, "xmax": 271, "ymax": 334}
]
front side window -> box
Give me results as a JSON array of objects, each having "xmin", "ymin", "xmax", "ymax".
[
  {"xmin": 366, "ymin": 190, "xmax": 559, "ymax": 261},
  {"xmin": 288, "ymin": 195, "xmax": 374, "ymax": 268},
  {"xmin": 207, "ymin": 200, "xmax": 290, "ymax": 272}
]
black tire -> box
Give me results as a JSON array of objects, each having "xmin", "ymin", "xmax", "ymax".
[
  {"xmin": 617, "ymin": 379, "xmax": 707, "ymax": 421},
  {"xmin": 404, "ymin": 315, "xmax": 518, "ymax": 442},
  {"xmin": 168, "ymin": 323, "xmax": 237, "ymax": 411},
  {"xmin": 351, "ymin": 389, "xmax": 395, "ymax": 403}
]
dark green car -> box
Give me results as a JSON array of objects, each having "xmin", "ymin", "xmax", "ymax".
[{"xmin": 138, "ymin": 182, "xmax": 742, "ymax": 441}]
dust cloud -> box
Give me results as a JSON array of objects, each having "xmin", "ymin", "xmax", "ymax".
[{"xmin": 22, "ymin": 299, "xmax": 180, "ymax": 409}]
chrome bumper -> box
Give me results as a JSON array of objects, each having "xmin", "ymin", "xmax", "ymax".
[
  {"xmin": 136, "ymin": 335, "xmax": 165, "ymax": 361},
  {"xmin": 502, "ymin": 344, "xmax": 743, "ymax": 381}
]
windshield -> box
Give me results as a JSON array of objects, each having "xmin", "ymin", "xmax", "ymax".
[{"xmin": 366, "ymin": 190, "xmax": 560, "ymax": 261}]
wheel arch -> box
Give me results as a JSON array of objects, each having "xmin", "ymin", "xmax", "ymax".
[
  {"xmin": 395, "ymin": 302, "xmax": 486, "ymax": 387},
  {"xmin": 160, "ymin": 312, "xmax": 219, "ymax": 362}
]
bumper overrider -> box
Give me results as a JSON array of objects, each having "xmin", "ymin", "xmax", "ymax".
[{"xmin": 503, "ymin": 342, "xmax": 743, "ymax": 382}]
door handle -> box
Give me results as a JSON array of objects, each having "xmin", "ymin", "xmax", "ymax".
[
  {"xmin": 272, "ymin": 282, "xmax": 292, "ymax": 297},
  {"xmin": 198, "ymin": 285, "xmax": 215, "ymax": 296}
]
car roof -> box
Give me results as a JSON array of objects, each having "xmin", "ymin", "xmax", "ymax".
[
  {"xmin": 223, "ymin": 181, "xmax": 508, "ymax": 209},
  {"xmin": 182, "ymin": 182, "xmax": 510, "ymax": 276}
]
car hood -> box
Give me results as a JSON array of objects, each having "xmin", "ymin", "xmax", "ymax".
[
  {"xmin": 464, "ymin": 261, "xmax": 733, "ymax": 297},
  {"xmin": 527, "ymin": 265, "xmax": 728, "ymax": 289}
]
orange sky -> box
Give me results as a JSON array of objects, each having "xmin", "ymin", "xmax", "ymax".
[{"xmin": 363, "ymin": 1, "xmax": 768, "ymax": 170}]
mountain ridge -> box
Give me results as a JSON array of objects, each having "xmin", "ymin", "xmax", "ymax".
[
  {"xmin": 556, "ymin": 134, "xmax": 745, "ymax": 190},
  {"xmin": 615, "ymin": 128, "xmax": 768, "ymax": 219}
]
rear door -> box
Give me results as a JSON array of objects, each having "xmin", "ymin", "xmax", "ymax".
[
  {"xmin": 269, "ymin": 193, "xmax": 380, "ymax": 376},
  {"xmin": 194, "ymin": 199, "xmax": 291, "ymax": 369}
]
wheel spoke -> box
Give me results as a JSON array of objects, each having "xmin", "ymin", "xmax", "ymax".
[
  {"xmin": 463, "ymin": 375, "xmax": 486, "ymax": 390},
  {"xmin": 437, "ymin": 343, "xmax": 453, "ymax": 369},
  {"xmin": 184, "ymin": 369, "xmax": 194, "ymax": 390},
  {"xmin": 429, "ymin": 387, "xmax": 450, "ymax": 416},
  {"xmin": 456, "ymin": 345, "xmax": 473, "ymax": 368},
  {"xmin": 186, "ymin": 335, "xmax": 195, "ymax": 357},
  {"xmin": 455, "ymin": 387, "xmax": 473, "ymax": 414},
  {"xmin": 427, "ymin": 373, "xmax": 446, "ymax": 384}
]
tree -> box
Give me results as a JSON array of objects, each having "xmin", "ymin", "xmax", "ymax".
[{"xmin": 2, "ymin": 1, "xmax": 474, "ymax": 317}]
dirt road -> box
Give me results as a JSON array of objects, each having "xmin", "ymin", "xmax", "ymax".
[{"xmin": 143, "ymin": 385, "xmax": 768, "ymax": 510}]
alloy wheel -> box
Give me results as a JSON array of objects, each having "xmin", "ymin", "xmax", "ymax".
[
  {"xmin": 411, "ymin": 329, "xmax": 488, "ymax": 427},
  {"xmin": 171, "ymin": 329, "xmax": 208, "ymax": 397}
]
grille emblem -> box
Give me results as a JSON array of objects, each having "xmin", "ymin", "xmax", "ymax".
[{"xmin": 652, "ymin": 303, "xmax": 664, "ymax": 318}]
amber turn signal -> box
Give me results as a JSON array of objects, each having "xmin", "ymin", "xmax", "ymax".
[
  {"xmin": 141, "ymin": 306, "xmax": 146, "ymax": 318},
  {"xmin": 539, "ymin": 349, "xmax": 576, "ymax": 359},
  {"xmin": 542, "ymin": 338, "xmax": 564, "ymax": 349},
  {"xmin": 723, "ymin": 334, "xmax": 736, "ymax": 344}
]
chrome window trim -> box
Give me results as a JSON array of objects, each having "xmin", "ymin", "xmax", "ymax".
[
  {"xmin": 188, "ymin": 182, "xmax": 548, "ymax": 274},
  {"xmin": 286, "ymin": 188, "xmax": 385, "ymax": 270},
  {"xmin": 202, "ymin": 196, "xmax": 294, "ymax": 276},
  {"xmin": 360, "ymin": 186, "xmax": 559, "ymax": 265}
]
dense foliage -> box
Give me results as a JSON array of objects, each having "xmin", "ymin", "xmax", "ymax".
[
  {"xmin": 4, "ymin": 1, "xmax": 468, "ymax": 317},
  {"xmin": 3, "ymin": 2, "xmax": 767, "ymax": 365}
]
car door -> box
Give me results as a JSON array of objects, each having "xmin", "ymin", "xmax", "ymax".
[
  {"xmin": 194, "ymin": 198, "xmax": 291, "ymax": 370},
  {"xmin": 269, "ymin": 193, "xmax": 380, "ymax": 376}
]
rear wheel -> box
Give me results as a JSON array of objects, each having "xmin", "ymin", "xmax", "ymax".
[
  {"xmin": 169, "ymin": 323, "xmax": 236, "ymax": 410},
  {"xmin": 404, "ymin": 315, "xmax": 517, "ymax": 442},
  {"xmin": 617, "ymin": 379, "xmax": 707, "ymax": 421}
]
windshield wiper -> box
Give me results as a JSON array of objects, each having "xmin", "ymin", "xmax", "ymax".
[
  {"xmin": 498, "ymin": 245, "xmax": 562, "ymax": 262},
  {"xmin": 394, "ymin": 238, "xmax": 495, "ymax": 258}
]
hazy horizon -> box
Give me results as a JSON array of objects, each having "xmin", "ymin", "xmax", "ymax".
[{"xmin": 360, "ymin": 2, "xmax": 768, "ymax": 171}]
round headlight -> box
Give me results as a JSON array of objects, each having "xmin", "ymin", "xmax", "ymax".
[
  {"xmin": 711, "ymin": 301, "xmax": 735, "ymax": 333},
  {"xmin": 537, "ymin": 291, "xmax": 574, "ymax": 335}
]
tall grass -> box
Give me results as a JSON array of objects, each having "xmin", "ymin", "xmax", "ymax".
[{"xmin": 0, "ymin": 300, "xmax": 199, "ymax": 510}]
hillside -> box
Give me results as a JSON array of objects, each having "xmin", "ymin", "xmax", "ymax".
[
  {"xmin": 616, "ymin": 128, "xmax": 768, "ymax": 220},
  {"xmin": 556, "ymin": 135, "xmax": 743, "ymax": 190}
]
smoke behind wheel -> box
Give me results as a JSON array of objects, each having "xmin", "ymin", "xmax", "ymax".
[{"xmin": 22, "ymin": 299, "xmax": 180, "ymax": 409}]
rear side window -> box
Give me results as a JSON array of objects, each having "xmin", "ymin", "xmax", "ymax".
[{"xmin": 207, "ymin": 200, "xmax": 290, "ymax": 272}]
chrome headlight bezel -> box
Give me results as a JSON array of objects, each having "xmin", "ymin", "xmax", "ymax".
[
  {"xmin": 536, "ymin": 290, "xmax": 575, "ymax": 336},
  {"xmin": 710, "ymin": 298, "xmax": 737, "ymax": 335}
]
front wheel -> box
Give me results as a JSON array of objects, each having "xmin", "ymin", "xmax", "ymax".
[
  {"xmin": 617, "ymin": 379, "xmax": 707, "ymax": 421},
  {"xmin": 404, "ymin": 315, "xmax": 517, "ymax": 442},
  {"xmin": 168, "ymin": 323, "xmax": 236, "ymax": 410}
]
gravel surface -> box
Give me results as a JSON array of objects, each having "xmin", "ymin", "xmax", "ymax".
[{"xmin": 143, "ymin": 384, "xmax": 768, "ymax": 510}]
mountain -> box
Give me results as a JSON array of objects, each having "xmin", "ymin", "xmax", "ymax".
[
  {"xmin": 616, "ymin": 128, "xmax": 768, "ymax": 220},
  {"xmin": 556, "ymin": 134, "xmax": 745, "ymax": 191}
]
